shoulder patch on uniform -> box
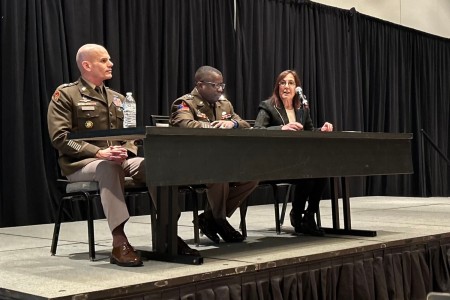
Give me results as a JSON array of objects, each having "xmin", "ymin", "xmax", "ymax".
[
  {"xmin": 52, "ymin": 90, "xmax": 60, "ymax": 102},
  {"xmin": 52, "ymin": 81, "xmax": 78, "ymax": 102},
  {"xmin": 176, "ymin": 101, "xmax": 190, "ymax": 111}
]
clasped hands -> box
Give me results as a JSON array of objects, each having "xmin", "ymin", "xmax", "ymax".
[
  {"xmin": 210, "ymin": 120, "xmax": 234, "ymax": 129},
  {"xmin": 96, "ymin": 145, "xmax": 128, "ymax": 164},
  {"xmin": 281, "ymin": 121, "xmax": 333, "ymax": 132}
]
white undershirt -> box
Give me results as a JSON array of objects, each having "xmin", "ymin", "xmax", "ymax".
[{"xmin": 286, "ymin": 108, "xmax": 296, "ymax": 123}]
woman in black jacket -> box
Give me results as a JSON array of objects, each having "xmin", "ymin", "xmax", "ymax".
[{"xmin": 254, "ymin": 70, "xmax": 333, "ymax": 236}]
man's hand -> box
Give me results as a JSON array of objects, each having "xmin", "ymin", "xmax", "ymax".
[
  {"xmin": 96, "ymin": 146, "xmax": 128, "ymax": 164},
  {"xmin": 211, "ymin": 120, "xmax": 234, "ymax": 129}
]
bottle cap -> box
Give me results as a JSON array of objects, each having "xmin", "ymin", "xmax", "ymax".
[{"xmin": 126, "ymin": 92, "xmax": 132, "ymax": 96}]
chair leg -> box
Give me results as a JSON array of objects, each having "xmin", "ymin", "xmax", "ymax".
[
  {"xmin": 149, "ymin": 193, "xmax": 157, "ymax": 251},
  {"xmin": 316, "ymin": 206, "xmax": 322, "ymax": 227},
  {"xmin": 51, "ymin": 197, "xmax": 66, "ymax": 255},
  {"xmin": 272, "ymin": 184, "xmax": 282, "ymax": 234},
  {"xmin": 192, "ymin": 191, "xmax": 200, "ymax": 247},
  {"xmin": 273, "ymin": 184, "xmax": 292, "ymax": 234},
  {"xmin": 279, "ymin": 184, "xmax": 292, "ymax": 226},
  {"xmin": 239, "ymin": 199, "xmax": 248, "ymax": 238},
  {"xmin": 86, "ymin": 193, "xmax": 96, "ymax": 261}
]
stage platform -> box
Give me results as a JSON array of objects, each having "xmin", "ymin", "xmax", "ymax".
[{"xmin": 1, "ymin": 196, "xmax": 450, "ymax": 300}]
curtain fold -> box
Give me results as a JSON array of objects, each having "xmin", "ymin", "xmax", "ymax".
[
  {"xmin": 1, "ymin": 0, "xmax": 449, "ymax": 227},
  {"xmin": 180, "ymin": 243, "xmax": 450, "ymax": 299}
]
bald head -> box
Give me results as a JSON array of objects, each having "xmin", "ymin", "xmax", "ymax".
[
  {"xmin": 75, "ymin": 44, "xmax": 113, "ymax": 86},
  {"xmin": 76, "ymin": 44, "xmax": 106, "ymax": 72},
  {"xmin": 194, "ymin": 66, "xmax": 225, "ymax": 104},
  {"xmin": 194, "ymin": 66, "xmax": 222, "ymax": 83}
]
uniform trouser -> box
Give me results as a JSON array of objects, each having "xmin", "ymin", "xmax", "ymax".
[
  {"xmin": 292, "ymin": 178, "xmax": 327, "ymax": 215},
  {"xmin": 205, "ymin": 181, "xmax": 259, "ymax": 220},
  {"xmin": 67, "ymin": 157, "xmax": 147, "ymax": 232}
]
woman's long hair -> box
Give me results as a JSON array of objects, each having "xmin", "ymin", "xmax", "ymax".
[{"xmin": 270, "ymin": 70, "xmax": 302, "ymax": 110}]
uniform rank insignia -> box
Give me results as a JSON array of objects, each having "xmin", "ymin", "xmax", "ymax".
[
  {"xmin": 196, "ymin": 111, "xmax": 208, "ymax": 120},
  {"xmin": 177, "ymin": 101, "xmax": 190, "ymax": 111},
  {"xmin": 85, "ymin": 120, "xmax": 94, "ymax": 129},
  {"xmin": 221, "ymin": 112, "xmax": 232, "ymax": 120},
  {"xmin": 52, "ymin": 90, "xmax": 60, "ymax": 102},
  {"xmin": 113, "ymin": 96, "xmax": 122, "ymax": 108}
]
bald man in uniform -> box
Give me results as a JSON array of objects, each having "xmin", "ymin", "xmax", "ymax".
[
  {"xmin": 170, "ymin": 66, "xmax": 258, "ymax": 244},
  {"xmin": 47, "ymin": 44, "xmax": 198, "ymax": 267}
]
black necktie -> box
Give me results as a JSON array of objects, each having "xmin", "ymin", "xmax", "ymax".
[
  {"xmin": 95, "ymin": 86, "xmax": 105, "ymax": 100},
  {"xmin": 210, "ymin": 103, "xmax": 217, "ymax": 120}
]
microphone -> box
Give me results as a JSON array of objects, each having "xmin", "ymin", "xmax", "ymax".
[{"xmin": 295, "ymin": 86, "xmax": 308, "ymax": 106}]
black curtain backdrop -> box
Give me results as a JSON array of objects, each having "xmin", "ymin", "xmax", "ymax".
[{"xmin": 0, "ymin": 0, "xmax": 449, "ymax": 227}]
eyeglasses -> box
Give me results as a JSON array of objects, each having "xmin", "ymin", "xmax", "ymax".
[
  {"xmin": 279, "ymin": 80, "xmax": 296, "ymax": 87},
  {"xmin": 200, "ymin": 81, "xmax": 226, "ymax": 90}
]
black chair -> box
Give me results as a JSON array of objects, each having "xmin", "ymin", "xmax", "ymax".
[
  {"xmin": 239, "ymin": 181, "xmax": 293, "ymax": 235},
  {"xmin": 50, "ymin": 177, "xmax": 153, "ymax": 261},
  {"xmin": 427, "ymin": 292, "xmax": 450, "ymax": 300},
  {"xmin": 240, "ymin": 120, "xmax": 302, "ymax": 235}
]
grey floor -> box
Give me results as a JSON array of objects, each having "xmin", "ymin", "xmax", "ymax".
[{"xmin": 1, "ymin": 196, "xmax": 449, "ymax": 299}]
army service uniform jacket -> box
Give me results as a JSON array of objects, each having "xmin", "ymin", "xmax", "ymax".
[
  {"xmin": 47, "ymin": 77, "xmax": 135, "ymax": 176},
  {"xmin": 170, "ymin": 88, "xmax": 250, "ymax": 129}
]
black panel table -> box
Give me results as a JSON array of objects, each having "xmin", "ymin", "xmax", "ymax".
[{"xmin": 69, "ymin": 127, "xmax": 413, "ymax": 264}]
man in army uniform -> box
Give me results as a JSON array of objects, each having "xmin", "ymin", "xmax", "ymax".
[
  {"xmin": 170, "ymin": 66, "xmax": 258, "ymax": 244},
  {"xmin": 47, "ymin": 44, "xmax": 198, "ymax": 267}
]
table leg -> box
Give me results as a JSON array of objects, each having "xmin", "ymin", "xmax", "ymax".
[
  {"xmin": 322, "ymin": 177, "xmax": 377, "ymax": 237},
  {"xmin": 140, "ymin": 186, "xmax": 203, "ymax": 265}
]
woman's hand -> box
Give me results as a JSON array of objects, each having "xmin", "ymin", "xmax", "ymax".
[
  {"xmin": 282, "ymin": 122, "xmax": 303, "ymax": 131},
  {"xmin": 321, "ymin": 122, "xmax": 333, "ymax": 132}
]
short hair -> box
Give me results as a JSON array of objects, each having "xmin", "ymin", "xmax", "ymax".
[
  {"xmin": 194, "ymin": 66, "xmax": 222, "ymax": 83},
  {"xmin": 75, "ymin": 44, "xmax": 105, "ymax": 72}
]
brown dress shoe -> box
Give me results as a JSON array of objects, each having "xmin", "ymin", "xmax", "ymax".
[
  {"xmin": 177, "ymin": 236, "xmax": 200, "ymax": 256},
  {"xmin": 110, "ymin": 242, "xmax": 143, "ymax": 267}
]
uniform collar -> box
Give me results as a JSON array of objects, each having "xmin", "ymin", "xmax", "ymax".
[
  {"xmin": 78, "ymin": 77, "xmax": 106, "ymax": 103},
  {"xmin": 191, "ymin": 88, "xmax": 223, "ymax": 108}
]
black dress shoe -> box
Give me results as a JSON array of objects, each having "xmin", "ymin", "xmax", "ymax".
[
  {"xmin": 215, "ymin": 219, "xmax": 245, "ymax": 243},
  {"xmin": 198, "ymin": 213, "xmax": 220, "ymax": 244},
  {"xmin": 300, "ymin": 212, "xmax": 325, "ymax": 236},
  {"xmin": 289, "ymin": 210, "xmax": 303, "ymax": 234},
  {"xmin": 110, "ymin": 242, "xmax": 143, "ymax": 267},
  {"xmin": 177, "ymin": 236, "xmax": 200, "ymax": 256}
]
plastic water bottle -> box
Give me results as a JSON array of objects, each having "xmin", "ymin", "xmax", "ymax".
[{"xmin": 123, "ymin": 92, "xmax": 136, "ymax": 128}]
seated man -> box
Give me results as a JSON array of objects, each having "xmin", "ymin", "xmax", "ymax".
[
  {"xmin": 47, "ymin": 43, "xmax": 198, "ymax": 267},
  {"xmin": 170, "ymin": 65, "xmax": 258, "ymax": 243}
]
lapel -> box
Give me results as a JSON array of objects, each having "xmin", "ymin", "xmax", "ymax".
[
  {"xmin": 192, "ymin": 89, "xmax": 215, "ymax": 121},
  {"xmin": 275, "ymin": 105, "xmax": 289, "ymax": 125},
  {"xmin": 103, "ymin": 87, "xmax": 114, "ymax": 107},
  {"xmin": 295, "ymin": 108, "xmax": 304, "ymax": 124},
  {"xmin": 77, "ymin": 77, "xmax": 107, "ymax": 104}
]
